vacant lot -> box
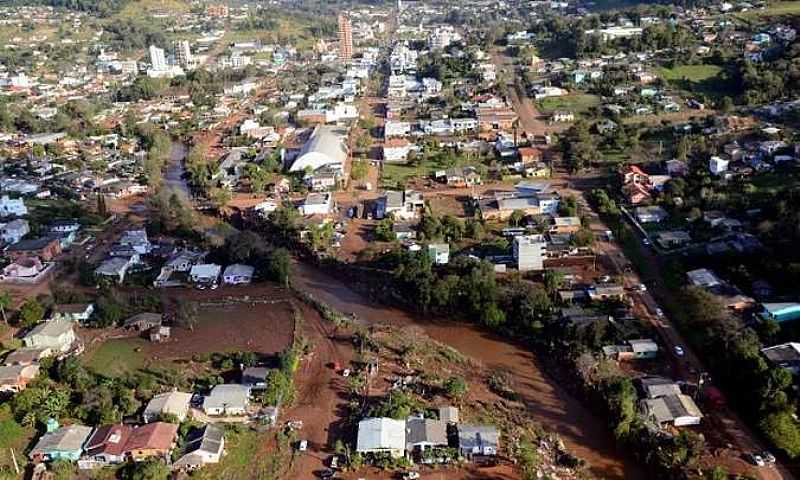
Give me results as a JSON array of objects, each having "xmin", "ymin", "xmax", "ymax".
[
  {"xmin": 84, "ymin": 338, "xmax": 149, "ymax": 377},
  {"xmin": 152, "ymin": 300, "xmax": 296, "ymax": 359},
  {"xmin": 659, "ymin": 64, "xmax": 723, "ymax": 83},
  {"xmin": 657, "ymin": 64, "xmax": 737, "ymax": 98},
  {"xmin": 537, "ymin": 94, "xmax": 601, "ymax": 114}
]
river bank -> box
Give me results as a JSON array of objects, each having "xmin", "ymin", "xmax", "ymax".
[{"xmin": 290, "ymin": 260, "xmax": 646, "ymax": 480}]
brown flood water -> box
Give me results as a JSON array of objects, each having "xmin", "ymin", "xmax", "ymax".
[{"xmin": 292, "ymin": 262, "xmax": 646, "ymax": 480}]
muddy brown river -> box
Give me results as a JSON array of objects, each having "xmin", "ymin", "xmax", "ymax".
[{"xmin": 291, "ymin": 261, "xmax": 646, "ymax": 480}]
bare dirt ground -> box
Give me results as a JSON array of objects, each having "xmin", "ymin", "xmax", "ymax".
[
  {"xmin": 290, "ymin": 261, "xmax": 647, "ymax": 480},
  {"xmin": 283, "ymin": 301, "xmax": 355, "ymax": 479}
]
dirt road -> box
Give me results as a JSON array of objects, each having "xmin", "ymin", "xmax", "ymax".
[{"xmin": 290, "ymin": 261, "xmax": 646, "ymax": 480}]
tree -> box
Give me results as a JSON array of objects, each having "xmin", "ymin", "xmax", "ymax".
[
  {"xmin": 573, "ymin": 228, "xmax": 595, "ymax": 247},
  {"xmin": 18, "ymin": 299, "xmax": 44, "ymax": 328},
  {"xmin": 443, "ymin": 375, "xmax": 468, "ymax": 400},
  {"xmin": 374, "ymin": 218, "xmax": 395, "ymax": 242},
  {"xmin": 121, "ymin": 459, "xmax": 170, "ymax": 480},
  {"xmin": 268, "ymin": 248, "xmax": 291, "ymax": 287},
  {"xmin": 351, "ymin": 159, "xmax": 368, "ymax": 181},
  {"xmin": 175, "ymin": 300, "xmax": 199, "ymax": 331},
  {"xmin": 96, "ymin": 193, "xmax": 107, "ymax": 217},
  {"xmin": 0, "ymin": 291, "xmax": 11, "ymax": 324},
  {"xmin": 675, "ymin": 136, "xmax": 690, "ymax": 162},
  {"xmin": 509, "ymin": 209, "xmax": 525, "ymax": 227},
  {"xmin": 95, "ymin": 294, "xmax": 124, "ymax": 327},
  {"xmin": 719, "ymin": 96, "xmax": 734, "ymax": 113}
]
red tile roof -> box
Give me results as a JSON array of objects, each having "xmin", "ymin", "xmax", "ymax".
[{"xmin": 124, "ymin": 422, "xmax": 178, "ymax": 452}]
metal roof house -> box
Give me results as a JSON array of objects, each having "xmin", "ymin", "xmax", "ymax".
[
  {"xmin": 289, "ymin": 125, "xmax": 348, "ymax": 173},
  {"xmin": 641, "ymin": 394, "xmax": 703, "ymax": 427},
  {"xmin": 760, "ymin": 303, "xmax": 800, "ymax": 323},
  {"xmin": 173, "ymin": 424, "xmax": 225, "ymax": 470},
  {"xmin": 406, "ymin": 417, "xmax": 447, "ymax": 452},
  {"xmin": 30, "ymin": 424, "xmax": 93, "ymax": 462},
  {"xmin": 356, "ymin": 418, "xmax": 406, "ymax": 458},
  {"xmin": 202, "ymin": 384, "xmax": 250, "ymax": 416},
  {"xmin": 143, "ymin": 391, "xmax": 193, "ymax": 423}
]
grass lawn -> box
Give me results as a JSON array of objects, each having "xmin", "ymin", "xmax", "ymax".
[
  {"xmin": 736, "ymin": 1, "xmax": 800, "ymax": 18},
  {"xmin": 536, "ymin": 94, "xmax": 601, "ymax": 114},
  {"xmin": 657, "ymin": 64, "xmax": 738, "ymax": 98},
  {"xmin": 195, "ymin": 428, "xmax": 293, "ymax": 480},
  {"xmin": 115, "ymin": 0, "xmax": 190, "ymax": 19},
  {"xmin": 658, "ymin": 64, "xmax": 723, "ymax": 83},
  {"xmin": 0, "ymin": 405, "xmax": 34, "ymax": 472},
  {"xmin": 82, "ymin": 338, "xmax": 149, "ymax": 378}
]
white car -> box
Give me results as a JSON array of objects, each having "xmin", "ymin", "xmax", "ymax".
[
  {"xmin": 298, "ymin": 440, "xmax": 308, "ymax": 451},
  {"xmin": 403, "ymin": 473, "xmax": 420, "ymax": 480},
  {"xmin": 655, "ymin": 308, "xmax": 664, "ymax": 317},
  {"xmin": 342, "ymin": 369, "xmax": 351, "ymax": 377},
  {"xmin": 674, "ymin": 346, "xmax": 685, "ymax": 357}
]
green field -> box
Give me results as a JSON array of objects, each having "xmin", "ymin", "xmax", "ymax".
[
  {"xmin": 83, "ymin": 338, "xmax": 149, "ymax": 377},
  {"xmin": 658, "ymin": 64, "xmax": 723, "ymax": 83},
  {"xmin": 536, "ymin": 94, "xmax": 602, "ymax": 114},
  {"xmin": 736, "ymin": 1, "xmax": 800, "ymax": 18},
  {"xmin": 657, "ymin": 64, "xmax": 737, "ymax": 98}
]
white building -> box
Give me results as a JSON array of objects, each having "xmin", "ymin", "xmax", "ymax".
[
  {"xmin": 513, "ymin": 235, "xmax": 546, "ymax": 272},
  {"xmin": 356, "ymin": 418, "xmax": 406, "ymax": 458},
  {"xmin": 709, "ymin": 156, "xmax": 730, "ymax": 176},
  {"xmin": 149, "ymin": 45, "xmax": 167, "ymax": 71},
  {"xmin": 189, "ymin": 264, "xmax": 222, "ymax": 285},
  {"xmin": 299, "ymin": 192, "xmax": 334, "ymax": 216},
  {"xmin": 290, "ymin": 126, "xmax": 348, "ymax": 173},
  {"xmin": 0, "ymin": 196, "xmax": 27, "ymax": 217},
  {"xmin": 174, "ymin": 40, "xmax": 193, "ymax": 68}
]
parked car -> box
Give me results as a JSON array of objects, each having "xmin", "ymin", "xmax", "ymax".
[
  {"xmin": 329, "ymin": 455, "xmax": 339, "ymax": 469},
  {"xmin": 747, "ymin": 453, "xmax": 765, "ymax": 467},
  {"xmin": 403, "ymin": 473, "xmax": 420, "ymax": 480},
  {"xmin": 342, "ymin": 369, "xmax": 351, "ymax": 377},
  {"xmin": 319, "ymin": 468, "xmax": 336, "ymax": 479},
  {"xmin": 642, "ymin": 237, "xmax": 651, "ymax": 246},
  {"xmin": 762, "ymin": 451, "xmax": 776, "ymax": 464},
  {"xmin": 298, "ymin": 440, "xmax": 308, "ymax": 451},
  {"xmin": 674, "ymin": 345, "xmax": 685, "ymax": 357},
  {"xmin": 655, "ymin": 308, "xmax": 664, "ymax": 317}
]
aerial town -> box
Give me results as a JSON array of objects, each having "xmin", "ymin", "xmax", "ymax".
[{"xmin": 0, "ymin": 0, "xmax": 799, "ymax": 479}]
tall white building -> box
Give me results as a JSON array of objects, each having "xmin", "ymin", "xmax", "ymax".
[
  {"xmin": 513, "ymin": 234, "xmax": 546, "ymax": 272},
  {"xmin": 174, "ymin": 40, "xmax": 193, "ymax": 68},
  {"xmin": 149, "ymin": 45, "xmax": 167, "ymax": 71}
]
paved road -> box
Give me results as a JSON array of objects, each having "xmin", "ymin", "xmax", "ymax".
[{"xmin": 567, "ymin": 184, "xmax": 792, "ymax": 480}]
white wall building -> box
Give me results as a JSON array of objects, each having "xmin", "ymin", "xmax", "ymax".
[{"xmin": 513, "ymin": 235, "xmax": 546, "ymax": 272}]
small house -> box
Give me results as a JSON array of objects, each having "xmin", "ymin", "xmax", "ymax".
[
  {"xmin": 356, "ymin": 418, "xmax": 406, "ymax": 458},
  {"xmin": 5, "ymin": 236, "xmax": 61, "ymax": 261},
  {"xmin": 428, "ymin": 243, "xmax": 450, "ymax": 265},
  {"xmin": 123, "ymin": 422, "xmax": 179, "ymax": 462},
  {"xmin": 641, "ymin": 394, "xmax": 703, "ymax": 427},
  {"xmin": 51, "ymin": 303, "xmax": 94, "ymax": 323},
  {"xmin": 406, "ymin": 417, "xmax": 447, "ymax": 453},
  {"xmin": 189, "ymin": 264, "xmax": 222, "ymax": 286},
  {"xmin": 124, "ymin": 313, "xmax": 162, "ymax": 332},
  {"xmin": 759, "ymin": 303, "xmax": 800, "ymax": 323},
  {"xmin": 173, "ymin": 424, "xmax": 225, "ymax": 471},
  {"xmin": 142, "ymin": 391, "xmax": 193, "ymax": 423},
  {"xmin": 222, "ymin": 264, "xmax": 255, "ymax": 285},
  {"xmin": 0, "ymin": 364, "xmax": 39, "ymax": 392},
  {"xmin": 81, "ymin": 424, "xmax": 132, "ymax": 467},
  {"xmin": 23, "ymin": 320, "xmax": 76, "ymax": 353},
  {"xmin": 30, "ymin": 424, "xmax": 94, "ymax": 462},
  {"xmin": 241, "ymin": 367, "xmax": 269, "ymax": 390},
  {"xmin": 203, "ymin": 384, "xmax": 250, "ymax": 416}
]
